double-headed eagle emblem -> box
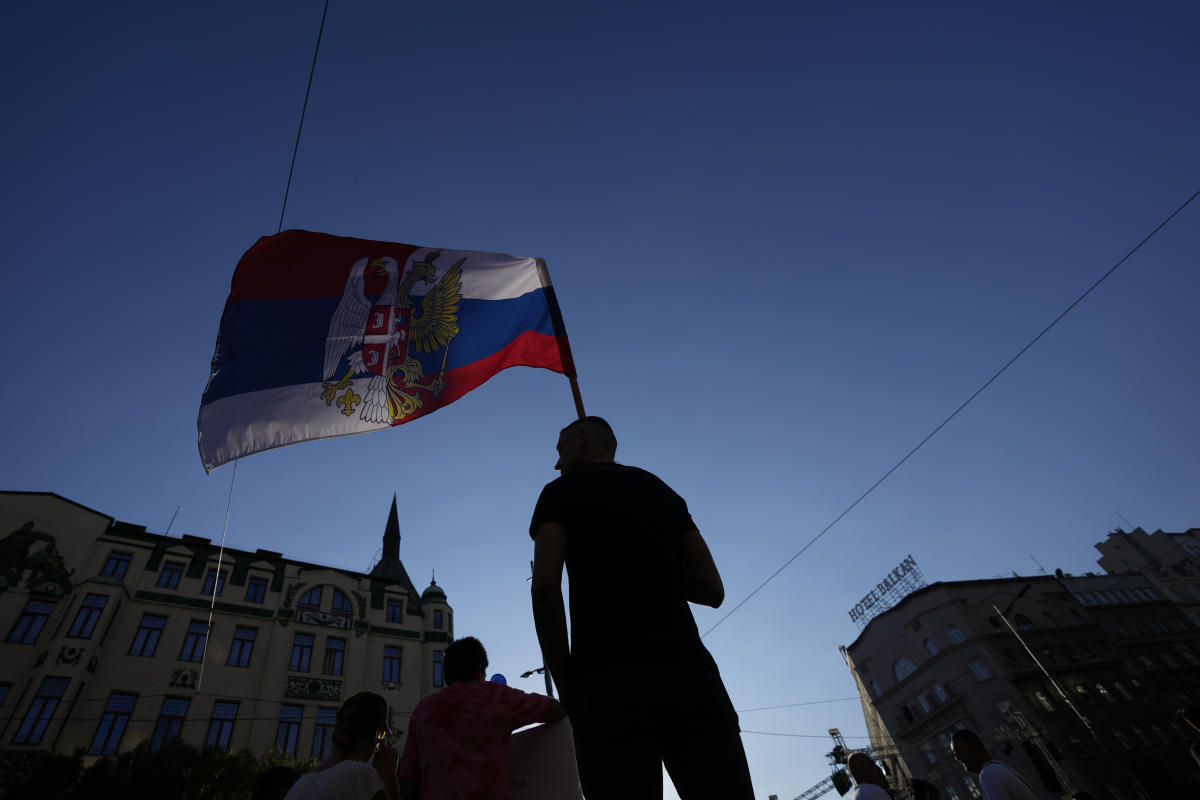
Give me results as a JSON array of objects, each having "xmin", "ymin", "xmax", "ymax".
[{"xmin": 320, "ymin": 250, "xmax": 463, "ymax": 424}]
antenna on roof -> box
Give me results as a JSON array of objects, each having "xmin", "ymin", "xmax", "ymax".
[
  {"xmin": 1030, "ymin": 555, "xmax": 1047, "ymax": 575},
  {"xmin": 1115, "ymin": 511, "xmax": 1135, "ymax": 529},
  {"xmin": 165, "ymin": 506, "xmax": 181, "ymax": 535}
]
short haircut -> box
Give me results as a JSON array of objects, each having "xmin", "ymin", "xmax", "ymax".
[
  {"xmin": 562, "ymin": 416, "xmax": 617, "ymax": 456},
  {"xmin": 951, "ymin": 729, "xmax": 983, "ymax": 750},
  {"xmin": 444, "ymin": 636, "xmax": 488, "ymax": 685}
]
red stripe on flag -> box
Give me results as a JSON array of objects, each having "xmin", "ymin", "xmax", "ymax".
[
  {"xmin": 228, "ymin": 230, "xmax": 420, "ymax": 302},
  {"xmin": 387, "ymin": 330, "xmax": 566, "ymax": 427}
]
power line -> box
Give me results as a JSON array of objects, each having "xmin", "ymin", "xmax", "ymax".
[
  {"xmin": 277, "ymin": 0, "xmax": 330, "ymax": 234},
  {"xmin": 737, "ymin": 697, "xmax": 861, "ymax": 713},
  {"xmin": 702, "ymin": 188, "xmax": 1200, "ymax": 639}
]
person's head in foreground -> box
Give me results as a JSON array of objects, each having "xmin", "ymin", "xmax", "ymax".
[
  {"xmin": 444, "ymin": 636, "xmax": 489, "ymax": 684},
  {"xmin": 846, "ymin": 752, "xmax": 886, "ymax": 787},
  {"xmin": 555, "ymin": 416, "xmax": 617, "ymax": 474},
  {"xmin": 333, "ymin": 691, "xmax": 391, "ymax": 760},
  {"xmin": 950, "ymin": 729, "xmax": 990, "ymax": 775}
]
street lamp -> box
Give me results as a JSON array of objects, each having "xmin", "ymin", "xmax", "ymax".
[{"xmin": 520, "ymin": 666, "xmax": 554, "ymax": 699}]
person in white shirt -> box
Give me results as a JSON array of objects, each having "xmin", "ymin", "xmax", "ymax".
[
  {"xmin": 950, "ymin": 729, "xmax": 1038, "ymax": 800},
  {"xmin": 845, "ymin": 752, "xmax": 893, "ymax": 800}
]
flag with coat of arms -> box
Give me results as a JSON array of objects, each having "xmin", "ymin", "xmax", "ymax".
[{"xmin": 198, "ymin": 229, "xmax": 576, "ymax": 472}]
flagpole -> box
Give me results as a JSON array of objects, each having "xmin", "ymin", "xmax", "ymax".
[{"xmin": 569, "ymin": 375, "xmax": 586, "ymax": 420}]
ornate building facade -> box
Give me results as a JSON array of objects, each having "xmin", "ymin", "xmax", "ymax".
[
  {"xmin": 0, "ymin": 491, "xmax": 451, "ymax": 763},
  {"xmin": 842, "ymin": 572, "xmax": 1200, "ymax": 800}
]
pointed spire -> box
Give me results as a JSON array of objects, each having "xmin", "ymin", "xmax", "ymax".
[{"xmin": 382, "ymin": 495, "xmax": 400, "ymax": 561}]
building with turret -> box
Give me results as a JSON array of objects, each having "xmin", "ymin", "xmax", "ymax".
[{"xmin": 0, "ymin": 490, "xmax": 451, "ymax": 763}]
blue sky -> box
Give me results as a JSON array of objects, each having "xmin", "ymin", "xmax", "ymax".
[{"xmin": 3, "ymin": 2, "xmax": 1198, "ymax": 797}]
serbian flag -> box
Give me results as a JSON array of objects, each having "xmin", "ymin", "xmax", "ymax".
[{"xmin": 198, "ymin": 230, "xmax": 576, "ymax": 472}]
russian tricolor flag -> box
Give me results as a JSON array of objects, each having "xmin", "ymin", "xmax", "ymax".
[{"xmin": 198, "ymin": 230, "xmax": 575, "ymax": 472}]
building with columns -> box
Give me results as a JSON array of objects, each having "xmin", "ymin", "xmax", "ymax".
[{"xmin": 0, "ymin": 490, "xmax": 451, "ymax": 764}]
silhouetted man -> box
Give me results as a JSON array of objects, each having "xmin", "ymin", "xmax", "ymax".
[
  {"xmin": 397, "ymin": 637, "xmax": 564, "ymax": 799},
  {"xmin": 846, "ymin": 752, "xmax": 891, "ymax": 799},
  {"xmin": 950, "ymin": 729, "xmax": 1038, "ymax": 800},
  {"xmin": 530, "ymin": 416, "xmax": 754, "ymax": 800}
]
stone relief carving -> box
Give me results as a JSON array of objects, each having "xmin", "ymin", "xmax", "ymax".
[{"xmin": 0, "ymin": 521, "xmax": 75, "ymax": 596}]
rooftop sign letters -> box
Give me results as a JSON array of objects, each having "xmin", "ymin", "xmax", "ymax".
[{"xmin": 848, "ymin": 554, "xmax": 926, "ymax": 629}]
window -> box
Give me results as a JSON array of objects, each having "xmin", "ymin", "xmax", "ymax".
[
  {"xmin": 157, "ymin": 561, "xmax": 184, "ymax": 589},
  {"xmin": 1014, "ymin": 614, "xmax": 1035, "ymax": 630},
  {"xmin": 924, "ymin": 748, "xmax": 938, "ymax": 764},
  {"xmin": 13, "ymin": 676, "xmax": 69, "ymax": 745},
  {"xmin": 298, "ymin": 586, "xmax": 323, "ymax": 610},
  {"xmin": 434, "ymin": 609, "xmax": 443, "ymax": 629},
  {"xmin": 944, "ymin": 788, "xmax": 960, "ymax": 800},
  {"xmin": 6, "ymin": 599, "xmax": 55, "ymax": 644},
  {"xmin": 870, "ymin": 680, "xmax": 883, "ymax": 698},
  {"xmin": 88, "ymin": 693, "xmax": 136, "ymax": 755},
  {"xmin": 433, "ymin": 650, "xmax": 444, "ymax": 687},
  {"xmin": 946, "ymin": 625, "xmax": 966, "ymax": 643},
  {"xmin": 1095, "ymin": 683, "xmax": 1115, "ymax": 703},
  {"xmin": 1111, "ymin": 681, "xmax": 1133, "ymax": 701},
  {"xmin": 129, "ymin": 614, "xmax": 166, "ymax": 657},
  {"xmin": 386, "ymin": 599, "xmax": 403, "ymax": 624},
  {"xmin": 205, "ymin": 701, "xmax": 238, "ymax": 750},
  {"xmin": 290, "ymin": 633, "xmax": 314, "ymax": 672},
  {"xmin": 1132, "ymin": 725, "xmax": 1153, "ymax": 745},
  {"xmin": 968, "ymin": 660, "xmax": 993, "ymax": 681},
  {"xmin": 924, "ymin": 639, "xmax": 939, "ymax": 656},
  {"xmin": 892, "ymin": 658, "xmax": 917, "ymax": 682},
  {"xmin": 227, "ymin": 627, "xmax": 257, "ymax": 668},
  {"xmin": 1034, "ymin": 691, "xmax": 1055, "ymax": 711},
  {"xmin": 151, "ymin": 698, "xmax": 189, "ymax": 750},
  {"xmin": 1150, "ymin": 723, "xmax": 1171, "ymax": 743},
  {"xmin": 932, "ymin": 683, "xmax": 948, "ymax": 702},
  {"xmin": 276, "ymin": 704, "xmax": 302, "ymax": 755},
  {"xmin": 101, "ymin": 552, "xmax": 132, "ymax": 578},
  {"xmin": 917, "ymin": 694, "xmax": 931, "ymax": 713},
  {"xmin": 331, "ymin": 589, "xmax": 352, "ymax": 615},
  {"xmin": 244, "ymin": 576, "xmax": 268, "ymax": 604},
  {"xmin": 0, "ymin": 684, "xmax": 8, "ymax": 706},
  {"xmin": 383, "ymin": 646, "xmax": 402, "ymax": 683},
  {"xmin": 312, "ymin": 708, "xmax": 337, "ymax": 758},
  {"xmin": 1113, "ymin": 729, "xmax": 1132, "ymax": 750},
  {"xmin": 1073, "ymin": 684, "xmax": 1093, "ymax": 705},
  {"xmin": 201, "ymin": 569, "xmax": 226, "ymax": 597},
  {"xmin": 323, "ymin": 637, "xmax": 346, "ymax": 676},
  {"xmin": 68, "ymin": 593, "xmax": 108, "ymax": 639},
  {"xmin": 1068, "ymin": 734, "xmax": 1090, "ymax": 757},
  {"xmin": 180, "ymin": 621, "xmax": 209, "ymax": 662}
]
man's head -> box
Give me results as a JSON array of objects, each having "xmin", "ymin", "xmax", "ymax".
[
  {"xmin": 846, "ymin": 752, "xmax": 886, "ymax": 787},
  {"xmin": 444, "ymin": 636, "xmax": 488, "ymax": 685},
  {"xmin": 333, "ymin": 691, "xmax": 390, "ymax": 755},
  {"xmin": 950, "ymin": 729, "xmax": 989, "ymax": 775},
  {"xmin": 555, "ymin": 416, "xmax": 617, "ymax": 474}
]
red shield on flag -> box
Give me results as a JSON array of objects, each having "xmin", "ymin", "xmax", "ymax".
[{"xmin": 362, "ymin": 304, "xmax": 410, "ymax": 375}]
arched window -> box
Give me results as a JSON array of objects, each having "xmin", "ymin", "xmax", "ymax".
[
  {"xmin": 924, "ymin": 639, "xmax": 939, "ymax": 656},
  {"xmin": 893, "ymin": 658, "xmax": 917, "ymax": 682},
  {"xmin": 331, "ymin": 589, "xmax": 352, "ymax": 615},
  {"xmin": 946, "ymin": 625, "xmax": 966, "ymax": 643},
  {"xmin": 298, "ymin": 586, "xmax": 322, "ymax": 610}
]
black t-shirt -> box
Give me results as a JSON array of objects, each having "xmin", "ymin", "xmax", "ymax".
[{"xmin": 530, "ymin": 462, "xmax": 714, "ymax": 674}]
